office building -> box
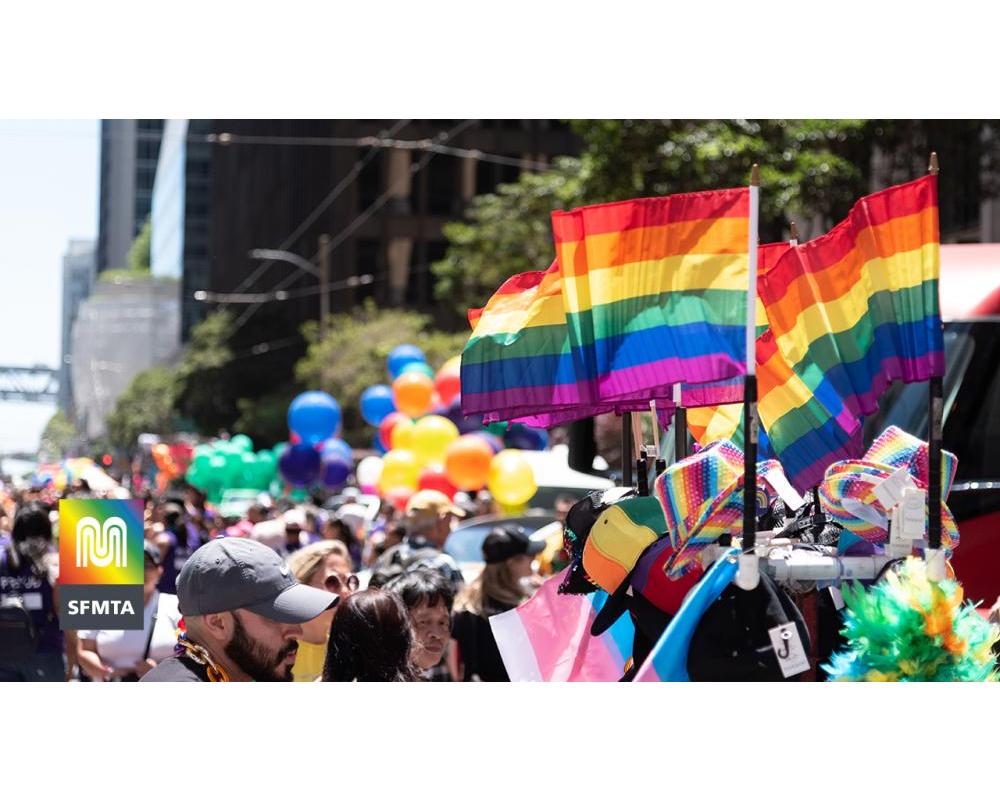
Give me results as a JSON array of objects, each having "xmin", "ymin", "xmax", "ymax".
[
  {"xmin": 70, "ymin": 274, "xmax": 181, "ymax": 439},
  {"xmin": 151, "ymin": 119, "xmax": 212, "ymax": 341},
  {"xmin": 96, "ymin": 119, "xmax": 163, "ymax": 272},
  {"xmin": 59, "ymin": 239, "xmax": 96, "ymax": 414}
]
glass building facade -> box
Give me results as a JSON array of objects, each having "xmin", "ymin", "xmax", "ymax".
[{"xmin": 151, "ymin": 119, "xmax": 212, "ymax": 340}]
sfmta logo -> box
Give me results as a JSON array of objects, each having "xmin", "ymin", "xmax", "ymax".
[{"xmin": 75, "ymin": 515, "xmax": 128, "ymax": 569}]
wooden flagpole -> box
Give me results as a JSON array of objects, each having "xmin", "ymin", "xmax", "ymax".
[
  {"xmin": 741, "ymin": 164, "xmax": 761, "ymax": 560},
  {"xmin": 926, "ymin": 152, "xmax": 944, "ymax": 567}
]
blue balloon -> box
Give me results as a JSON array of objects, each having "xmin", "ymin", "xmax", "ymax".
[
  {"xmin": 359, "ymin": 385, "xmax": 396, "ymax": 426},
  {"xmin": 288, "ymin": 391, "xmax": 341, "ymax": 445},
  {"xmin": 504, "ymin": 424, "xmax": 549, "ymax": 451},
  {"xmin": 320, "ymin": 454, "xmax": 352, "ymax": 489},
  {"xmin": 321, "ymin": 437, "xmax": 352, "ymax": 462},
  {"xmin": 387, "ymin": 344, "xmax": 425, "ymax": 379},
  {"xmin": 372, "ymin": 432, "xmax": 388, "ymax": 455},
  {"xmin": 278, "ymin": 442, "xmax": 321, "ymax": 487}
]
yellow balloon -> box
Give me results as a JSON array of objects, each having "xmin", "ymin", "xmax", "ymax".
[
  {"xmin": 378, "ymin": 449, "xmax": 420, "ymax": 494},
  {"xmin": 442, "ymin": 355, "xmax": 462, "ymax": 373},
  {"xmin": 390, "ymin": 418, "xmax": 416, "ymax": 451},
  {"xmin": 411, "ymin": 414, "xmax": 459, "ymax": 467},
  {"xmin": 487, "ymin": 449, "xmax": 537, "ymax": 506}
]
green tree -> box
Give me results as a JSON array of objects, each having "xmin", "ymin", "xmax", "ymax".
[
  {"xmin": 174, "ymin": 310, "xmax": 237, "ymax": 436},
  {"xmin": 569, "ymin": 119, "xmax": 871, "ymax": 234},
  {"xmin": 433, "ymin": 120, "xmax": 874, "ymax": 320},
  {"xmin": 233, "ymin": 388, "xmax": 300, "ymax": 448},
  {"xmin": 105, "ymin": 366, "xmax": 179, "ymax": 452},
  {"xmin": 295, "ymin": 300, "xmax": 468, "ymax": 445},
  {"xmin": 38, "ymin": 410, "xmax": 78, "ymax": 460},
  {"xmin": 432, "ymin": 161, "xmax": 583, "ymax": 322},
  {"xmin": 127, "ymin": 217, "xmax": 152, "ymax": 272}
]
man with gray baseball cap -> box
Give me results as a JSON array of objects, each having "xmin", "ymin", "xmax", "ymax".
[{"xmin": 142, "ymin": 538, "xmax": 338, "ymax": 682}]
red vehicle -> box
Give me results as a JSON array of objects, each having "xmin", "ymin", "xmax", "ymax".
[{"xmin": 864, "ymin": 244, "xmax": 1000, "ymax": 604}]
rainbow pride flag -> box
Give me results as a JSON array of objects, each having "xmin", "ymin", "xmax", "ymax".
[
  {"xmin": 462, "ymin": 261, "xmax": 679, "ymax": 424},
  {"xmin": 759, "ymin": 175, "xmax": 944, "ymax": 424},
  {"xmin": 489, "ymin": 571, "xmax": 634, "ymax": 681},
  {"xmin": 756, "ymin": 329, "xmax": 862, "ymax": 492},
  {"xmin": 550, "ymin": 189, "xmax": 751, "ymax": 405},
  {"xmin": 684, "ymin": 242, "xmax": 790, "ymax": 452}
]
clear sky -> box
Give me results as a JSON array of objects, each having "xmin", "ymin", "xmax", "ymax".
[{"xmin": 0, "ymin": 120, "xmax": 99, "ymax": 455}]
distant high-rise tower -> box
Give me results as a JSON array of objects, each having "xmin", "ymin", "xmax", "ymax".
[
  {"xmin": 96, "ymin": 119, "xmax": 163, "ymax": 272},
  {"xmin": 59, "ymin": 239, "xmax": 96, "ymax": 415}
]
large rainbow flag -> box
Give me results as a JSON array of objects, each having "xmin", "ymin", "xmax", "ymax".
[
  {"xmin": 759, "ymin": 175, "xmax": 944, "ymax": 425},
  {"xmin": 489, "ymin": 572, "xmax": 634, "ymax": 681},
  {"xmin": 550, "ymin": 189, "xmax": 752, "ymax": 405},
  {"xmin": 461, "ymin": 261, "xmax": 679, "ymax": 425}
]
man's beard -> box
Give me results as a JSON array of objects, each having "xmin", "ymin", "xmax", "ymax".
[{"xmin": 225, "ymin": 614, "xmax": 298, "ymax": 682}]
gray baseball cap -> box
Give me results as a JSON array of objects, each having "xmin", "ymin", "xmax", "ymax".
[{"xmin": 177, "ymin": 537, "xmax": 338, "ymax": 623}]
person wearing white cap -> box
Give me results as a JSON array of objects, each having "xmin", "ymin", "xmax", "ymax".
[{"xmin": 141, "ymin": 538, "xmax": 339, "ymax": 682}]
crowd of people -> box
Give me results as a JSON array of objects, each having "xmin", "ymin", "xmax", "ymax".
[{"xmin": 0, "ymin": 471, "xmax": 568, "ymax": 682}]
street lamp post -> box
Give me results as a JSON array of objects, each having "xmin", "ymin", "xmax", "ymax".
[{"xmin": 247, "ymin": 244, "xmax": 331, "ymax": 336}]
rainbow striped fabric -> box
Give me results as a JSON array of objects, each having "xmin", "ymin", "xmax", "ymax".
[
  {"xmin": 551, "ymin": 189, "xmax": 751, "ymax": 405},
  {"xmin": 489, "ymin": 572, "xmax": 634, "ymax": 681},
  {"xmin": 758, "ymin": 175, "xmax": 944, "ymax": 480},
  {"xmin": 684, "ymin": 242, "xmax": 790, "ymax": 452},
  {"xmin": 462, "ymin": 261, "xmax": 679, "ymax": 425}
]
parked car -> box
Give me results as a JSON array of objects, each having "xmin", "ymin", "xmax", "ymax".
[{"xmin": 445, "ymin": 513, "xmax": 561, "ymax": 581}]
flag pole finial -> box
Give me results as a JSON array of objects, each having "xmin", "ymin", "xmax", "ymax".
[
  {"xmin": 929, "ymin": 152, "xmax": 940, "ymax": 175},
  {"xmin": 750, "ymin": 163, "xmax": 760, "ymax": 187},
  {"xmin": 789, "ymin": 220, "xmax": 800, "ymax": 242}
]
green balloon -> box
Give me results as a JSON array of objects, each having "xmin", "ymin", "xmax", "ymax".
[
  {"xmin": 208, "ymin": 454, "xmax": 227, "ymax": 473},
  {"xmin": 186, "ymin": 464, "xmax": 207, "ymax": 490},
  {"xmin": 400, "ymin": 361, "xmax": 435, "ymax": 379},
  {"xmin": 486, "ymin": 421, "xmax": 509, "ymax": 436},
  {"xmin": 231, "ymin": 434, "xmax": 254, "ymax": 453},
  {"xmin": 222, "ymin": 450, "xmax": 244, "ymax": 481}
]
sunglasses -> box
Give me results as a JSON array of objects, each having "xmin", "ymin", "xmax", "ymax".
[{"xmin": 324, "ymin": 573, "xmax": 360, "ymax": 593}]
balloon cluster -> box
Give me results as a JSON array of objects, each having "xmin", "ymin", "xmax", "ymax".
[
  {"xmin": 355, "ymin": 345, "xmax": 543, "ymax": 512},
  {"xmin": 184, "ymin": 435, "xmax": 278, "ymax": 503},
  {"xmin": 276, "ymin": 391, "xmax": 352, "ymax": 490}
]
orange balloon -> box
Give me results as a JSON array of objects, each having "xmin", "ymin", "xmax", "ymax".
[
  {"xmin": 392, "ymin": 372, "xmax": 434, "ymax": 418},
  {"xmin": 444, "ymin": 434, "xmax": 494, "ymax": 491}
]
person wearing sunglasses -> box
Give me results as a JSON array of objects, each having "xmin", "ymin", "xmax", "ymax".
[{"xmin": 285, "ymin": 541, "xmax": 359, "ymax": 682}]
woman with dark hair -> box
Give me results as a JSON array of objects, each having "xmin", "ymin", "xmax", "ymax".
[
  {"xmin": 387, "ymin": 569, "xmax": 455, "ymax": 680},
  {"xmin": 0, "ymin": 502, "xmax": 64, "ymax": 681},
  {"xmin": 322, "ymin": 589, "xmax": 421, "ymax": 682}
]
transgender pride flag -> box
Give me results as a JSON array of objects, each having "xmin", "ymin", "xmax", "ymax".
[{"xmin": 490, "ymin": 571, "xmax": 634, "ymax": 682}]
